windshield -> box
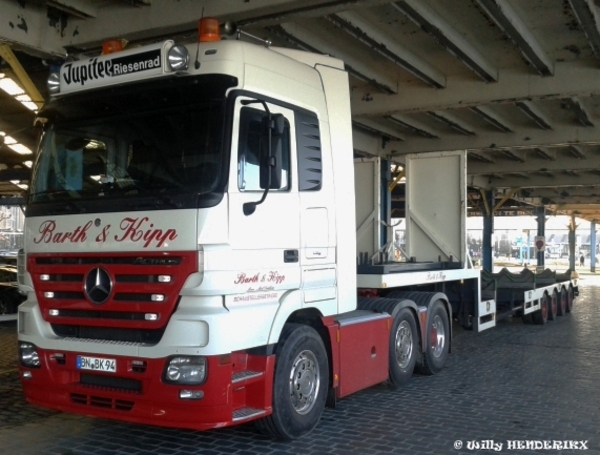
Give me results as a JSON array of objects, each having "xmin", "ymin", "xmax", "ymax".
[{"xmin": 29, "ymin": 75, "xmax": 237, "ymax": 210}]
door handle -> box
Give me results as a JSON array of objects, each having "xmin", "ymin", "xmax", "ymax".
[{"xmin": 284, "ymin": 249, "xmax": 298, "ymax": 263}]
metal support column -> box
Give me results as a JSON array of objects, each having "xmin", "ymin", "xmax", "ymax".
[
  {"xmin": 535, "ymin": 207, "xmax": 545, "ymax": 270},
  {"xmin": 591, "ymin": 221, "xmax": 597, "ymax": 273},
  {"xmin": 482, "ymin": 190, "xmax": 494, "ymax": 272},
  {"xmin": 381, "ymin": 159, "xmax": 391, "ymax": 257},
  {"xmin": 569, "ymin": 215, "xmax": 576, "ymax": 272}
]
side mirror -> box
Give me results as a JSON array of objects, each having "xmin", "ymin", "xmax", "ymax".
[{"xmin": 260, "ymin": 114, "xmax": 284, "ymax": 190}]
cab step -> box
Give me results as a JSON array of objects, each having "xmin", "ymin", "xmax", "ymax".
[
  {"xmin": 232, "ymin": 407, "xmax": 266, "ymax": 422},
  {"xmin": 232, "ymin": 370, "xmax": 264, "ymax": 384}
]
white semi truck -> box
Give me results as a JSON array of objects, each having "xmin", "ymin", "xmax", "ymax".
[{"xmin": 16, "ymin": 18, "xmax": 577, "ymax": 439}]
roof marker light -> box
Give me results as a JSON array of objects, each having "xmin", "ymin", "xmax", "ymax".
[{"xmin": 198, "ymin": 17, "xmax": 221, "ymax": 42}]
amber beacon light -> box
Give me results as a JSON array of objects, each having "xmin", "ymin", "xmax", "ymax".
[
  {"xmin": 102, "ymin": 39, "xmax": 124, "ymax": 55},
  {"xmin": 198, "ymin": 17, "xmax": 221, "ymax": 42}
]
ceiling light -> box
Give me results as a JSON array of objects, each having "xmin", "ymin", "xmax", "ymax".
[
  {"xmin": 1, "ymin": 134, "xmax": 16, "ymax": 145},
  {"xmin": 0, "ymin": 77, "xmax": 24, "ymax": 96},
  {"xmin": 8, "ymin": 143, "xmax": 32, "ymax": 155}
]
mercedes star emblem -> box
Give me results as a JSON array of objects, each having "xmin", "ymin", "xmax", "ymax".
[{"xmin": 84, "ymin": 267, "xmax": 112, "ymax": 304}]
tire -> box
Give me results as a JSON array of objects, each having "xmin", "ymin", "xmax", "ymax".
[
  {"xmin": 419, "ymin": 300, "xmax": 450, "ymax": 375},
  {"xmin": 566, "ymin": 285, "xmax": 574, "ymax": 313},
  {"xmin": 548, "ymin": 291, "xmax": 558, "ymax": 321},
  {"xmin": 557, "ymin": 287, "xmax": 567, "ymax": 316},
  {"xmin": 532, "ymin": 294, "xmax": 548, "ymax": 325},
  {"xmin": 255, "ymin": 323, "xmax": 329, "ymax": 440},
  {"xmin": 389, "ymin": 308, "xmax": 418, "ymax": 387}
]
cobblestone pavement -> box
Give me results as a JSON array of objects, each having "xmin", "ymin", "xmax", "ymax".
[{"xmin": 1, "ymin": 277, "xmax": 599, "ymax": 455}]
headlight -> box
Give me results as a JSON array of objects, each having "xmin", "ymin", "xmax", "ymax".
[
  {"xmin": 164, "ymin": 356, "xmax": 206, "ymax": 385},
  {"xmin": 19, "ymin": 342, "xmax": 40, "ymax": 368},
  {"xmin": 167, "ymin": 44, "xmax": 189, "ymax": 71}
]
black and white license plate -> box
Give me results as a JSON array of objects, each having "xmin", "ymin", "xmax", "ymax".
[{"xmin": 76, "ymin": 355, "xmax": 116, "ymax": 373}]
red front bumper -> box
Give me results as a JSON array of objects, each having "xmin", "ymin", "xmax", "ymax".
[{"xmin": 20, "ymin": 347, "xmax": 274, "ymax": 431}]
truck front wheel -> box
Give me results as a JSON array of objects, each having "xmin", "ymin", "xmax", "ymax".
[
  {"xmin": 256, "ymin": 323, "xmax": 329, "ymax": 440},
  {"xmin": 420, "ymin": 301, "xmax": 450, "ymax": 375},
  {"xmin": 389, "ymin": 308, "xmax": 418, "ymax": 387}
]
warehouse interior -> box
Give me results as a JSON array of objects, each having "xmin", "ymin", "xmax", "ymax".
[{"xmin": 1, "ymin": 0, "xmax": 600, "ymax": 225}]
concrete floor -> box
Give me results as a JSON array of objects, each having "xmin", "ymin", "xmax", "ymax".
[{"xmin": 1, "ymin": 276, "xmax": 599, "ymax": 454}]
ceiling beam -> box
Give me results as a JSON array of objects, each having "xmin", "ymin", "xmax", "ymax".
[
  {"xmin": 471, "ymin": 172, "xmax": 600, "ymax": 189},
  {"xmin": 2, "ymin": 0, "xmax": 378, "ymax": 58},
  {"xmin": 518, "ymin": 187, "xmax": 600, "ymax": 198},
  {"xmin": 328, "ymin": 11, "xmax": 446, "ymax": 88},
  {"xmin": 391, "ymin": 0, "xmax": 497, "ymax": 82},
  {"xmin": 0, "ymin": 45, "xmax": 45, "ymax": 108},
  {"xmin": 352, "ymin": 127, "xmax": 382, "ymax": 156},
  {"xmin": 426, "ymin": 111, "xmax": 475, "ymax": 135},
  {"xmin": 353, "ymin": 119, "xmax": 404, "ymax": 142},
  {"xmin": 385, "ymin": 115, "xmax": 438, "ymax": 138},
  {"xmin": 469, "ymin": 106, "xmax": 513, "ymax": 132},
  {"xmin": 351, "ymin": 60, "xmax": 600, "ymax": 116},
  {"xmin": 385, "ymin": 123, "xmax": 600, "ymax": 155},
  {"xmin": 515, "ymin": 101, "xmax": 553, "ymax": 130},
  {"xmin": 43, "ymin": 0, "xmax": 98, "ymax": 18},
  {"xmin": 569, "ymin": 0, "xmax": 600, "ymax": 60},
  {"xmin": 468, "ymin": 154, "xmax": 598, "ymax": 174},
  {"xmin": 476, "ymin": 0, "xmax": 553, "ymax": 76},
  {"xmin": 278, "ymin": 22, "xmax": 398, "ymax": 93},
  {"xmin": 268, "ymin": 24, "xmax": 395, "ymax": 94},
  {"xmin": 560, "ymin": 97, "xmax": 594, "ymax": 127}
]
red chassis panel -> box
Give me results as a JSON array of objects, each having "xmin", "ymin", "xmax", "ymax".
[{"xmin": 20, "ymin": 349, "xmax": 275, "ymax": 431}]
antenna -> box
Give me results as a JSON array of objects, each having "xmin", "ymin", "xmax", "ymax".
[{"xmin": 222, "ymin": 21, "xmax": 271, "ymax": 47}]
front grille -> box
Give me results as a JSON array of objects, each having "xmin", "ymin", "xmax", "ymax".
[
  {"xmin": 47, "ymin": 274, "xmax": 83, "ymax": 282},
  {"xmin": 52, "ymin": 324, "xmax": 165, "ymax": 344},
  {"xmin": 29, "ymin": 251, "xmax": 197, "ymax": 342},
  {"xmin": 52, "ymin": 291, "xmax": 85, "ymax": 300},
  {"xmin": 36, "ymin": 256, "xmax": 182, "ymax": 266},
  {"xmin": 80, "ymin": 373, "xmax": 142, "ymax": 392},
  {"xmin": 71, "ymin": 393, "xmax": 134, "ymax": 411},
  {"xmin": 113, "ymin": 293, "xmax": 154, "ymax": 302}
]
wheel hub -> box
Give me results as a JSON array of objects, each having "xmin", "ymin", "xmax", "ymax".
[
  {"xmin": 430, "ymin": 315, "xmax": 446, "ymax": 358},
  {"xmin": 289, "ymin": 350, "xmax": 320, "ymax": 415},
  {"xmin": 395, "ymin": 320, "xmax": 413, "ymax": 369}
]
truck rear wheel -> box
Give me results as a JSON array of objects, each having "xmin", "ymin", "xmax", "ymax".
[
  {"xmin": 532, "ymin": 294, "xmax": 548, "ymax": 325},
  {"xmin": 548, "ymin": 291, "xmax": 558, "ymax": 321},
  {"xmin": 557, "ymin": 287, "xmax": 567, "ymax": 316},
  {"xmin": 389, "ymin": 308, "xmax": 418, "ymax": 387},
  {"xmin": 566, "ymin": 285, "xmax": 574, "ymax": 313},
  {"xmin": 420, "ymin": 301, "xmax": 449, "ymax": 375},
  {"xmin": 255, "ymin": 323, "xmax": 328, "ymax": 440}
]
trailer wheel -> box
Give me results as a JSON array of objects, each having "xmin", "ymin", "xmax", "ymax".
[
  {"xmin": 420, "ymin": 301, "xmax": 450, "ymax": 375},
  {"xmin": 255, "ymin": 323, "xmax": 328, "ymax": 440},
  {"xmin": 566, "ymin": 285, "xmax": 574, "ymax": 313},
  {"xmin": 532, "ymin": 294, "xmax": 548, "ymax": 325},
  {"xmin": 389, "ymin": 308, "xmax": 418, "ymax": 387},
  {"xmin": 557, "ymin": 287, "xmax": 567, "ymax": 316},
  {"xmin": 548, "ymin": 291, "xmax": 558, "ymax": 321}
]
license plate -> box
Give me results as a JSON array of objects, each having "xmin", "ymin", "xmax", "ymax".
[{"xmin": 77, "ymin": 355, "xmax": 117, "ymax": 373}]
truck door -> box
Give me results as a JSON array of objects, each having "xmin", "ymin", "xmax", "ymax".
[{"xmin": 228, "ymin": 98, "xmax": 301, "ymax": 295}]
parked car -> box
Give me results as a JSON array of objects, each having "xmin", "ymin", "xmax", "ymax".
[
  {"xmin": 0, "ymin": 283, "xmax": 25, "ymax": 314},
  {"xmin": 0, "ymin": 265, "xmax": 17, "ymax": 285}
]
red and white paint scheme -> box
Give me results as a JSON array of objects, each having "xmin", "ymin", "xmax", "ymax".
[{"xmin": 17, "ymin": 18, "xmax": 576, "ymax": 440}]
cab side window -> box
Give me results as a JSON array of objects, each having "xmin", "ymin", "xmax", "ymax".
[{"xmin": 237, "ymin": 106, "xmax": 290, "ymax": 191}]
